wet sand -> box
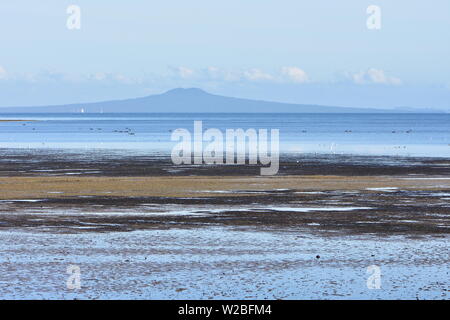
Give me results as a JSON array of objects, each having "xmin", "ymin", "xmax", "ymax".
[
  {"xmin": 0, "ymin": 149, "xmax": 448, "ymax": 299},
  {"xmin": 1, "ymin": 229, "xmax": 448, "ymax": 299}
]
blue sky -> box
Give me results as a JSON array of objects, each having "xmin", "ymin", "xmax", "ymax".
[{"xmin": 0, "ymin": 0, "xmax": 449, "ymax": 110}]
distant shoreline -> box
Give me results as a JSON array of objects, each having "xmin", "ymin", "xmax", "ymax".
[{"xmin": 0, "ymin": 119, "xmax": 35, "ymax": 122}]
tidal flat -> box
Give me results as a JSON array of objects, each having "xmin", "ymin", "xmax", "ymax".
[{"xmin": 0, "ymin": 149, "xmax": 448, "ymax": 299}]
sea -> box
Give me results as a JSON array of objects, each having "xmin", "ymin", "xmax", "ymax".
[{"xmin": 0, "ymin": 113, "xmax": 449, "ymax": 157}]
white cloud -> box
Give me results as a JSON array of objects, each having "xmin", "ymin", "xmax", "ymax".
[
  {"xmin": 176, "ymin": 66, "xmax": 194, "ymax": 79},
  {"xmin": 205, "ymin": 66, "xmax": 240, "ymax": 82},
  {"xmin": 12, "ymin": 70, "xmax": 68, "ymax": 83},
  {"xmin": 2, "ymin": 70, "xmax": 139, "ymax": 85},
  {"xmin": 243, "ymin": 68, "xmax": 274, "ymax": 81},
  {"xmin": 206, "ymin": 66, "xmax": 220, "ymax": 77},
  {"xmin": 201, "ymin": 66, "xmax": 309, "ymax": 84},
  {"xmin": 0, "ymin": 66, "xmax": 406, "ymax": 89},
  {"xmin": 0, "ymin": 66, "xmax": 8, "ymax": 79},
  {"xmin": 205, "ymin": 66, "xmax": 311, "ymax": 84},
  {"xmin": 204, "ymin": 67, "xmax": 274, "ymax": 82},
  {"xmin": 97, "ymin": 73, "xmax": 134, "ymax": 84},
  {"xmin": 167, "ymin": 66, "xmax": 196, "ymax": 79},
  {"xmin": 351, "ymin": 68, "xmax": 401, "ymax": 85},
  {"xmin": 91, "ymin": 72, "xmax": 107, "ymax": 81},
  {"xmin": 204, "ymin": 67, "xmax": 233, "ymax": 82},
  {"xmin": 281, "ymin": 66, "xmax": 309, "ymax": 83}
]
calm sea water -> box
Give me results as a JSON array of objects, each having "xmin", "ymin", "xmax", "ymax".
[{"xmin": 0, "ymin": 113, "xmax": 449, "ymax": 157}]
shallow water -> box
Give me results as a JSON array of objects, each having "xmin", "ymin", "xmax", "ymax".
[
  {"xmin": 0, "ymin": 228, "xmax": 448, "ymax": 299},
  {"xmin": 1, "ymin": 113, "xmax": 450, "ymax": 156}
]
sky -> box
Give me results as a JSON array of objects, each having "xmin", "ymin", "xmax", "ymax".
[{"xmin": 0, "ymin": 0, "xmax": 449, "ymax": 110}]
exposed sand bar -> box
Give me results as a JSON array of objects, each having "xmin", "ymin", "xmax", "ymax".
[{"xmin": 1, "ymin": 175, "xmax": 449, "ymax": 199}]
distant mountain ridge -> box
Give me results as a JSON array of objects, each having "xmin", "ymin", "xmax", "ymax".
[{"xmin": 0, "ymin": 88, "xmax": 438, "ymax": 113}]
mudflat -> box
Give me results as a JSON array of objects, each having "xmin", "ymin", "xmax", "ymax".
[
  {"xmin": 0, "ymin": 149, "xmax": 448, "ymax": 299},
  {"xmin": 0, "ymin": 150, "xmax": 449, "ymax": 236}
]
